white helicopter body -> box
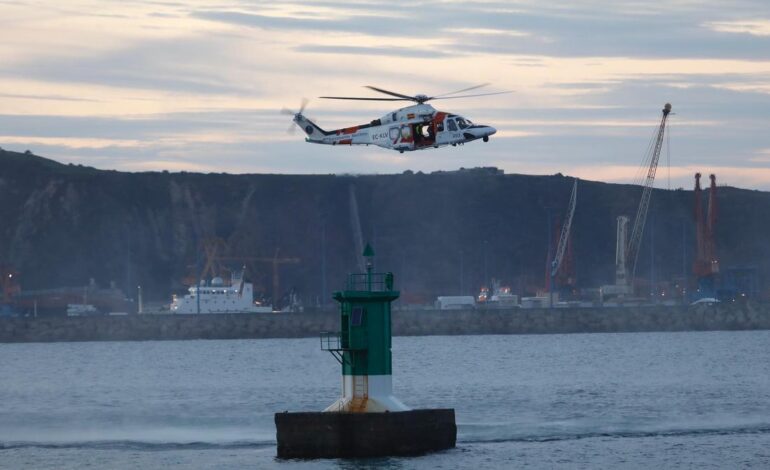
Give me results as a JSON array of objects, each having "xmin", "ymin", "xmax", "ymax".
[{"xmin": 285, "ymin": 85, "xmax": 504, "ymax": 153}]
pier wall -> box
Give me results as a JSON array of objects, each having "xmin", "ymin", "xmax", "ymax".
[{"xmin": 1, "ymin": 303, "xmax": 769, "ymax": 343}]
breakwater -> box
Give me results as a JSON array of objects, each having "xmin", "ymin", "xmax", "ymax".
[{"xmin": 1, "ymin": 303, "xmax": 769, "ymax": 343}]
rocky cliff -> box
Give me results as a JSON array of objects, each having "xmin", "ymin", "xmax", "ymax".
[{"xmin": 2, "ymin": 148, "xmax": 769, "ymax": 306}]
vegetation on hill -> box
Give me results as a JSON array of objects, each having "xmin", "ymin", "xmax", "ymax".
[{"xmin": 1, "ymin": 148, "xmax": 768, "ymax": 305}]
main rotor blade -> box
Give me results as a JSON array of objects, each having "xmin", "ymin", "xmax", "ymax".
[
  {"xmin": 430, "ymin": 90, "xmax": 512, "ymax": 101},
  {"xmin": 364, "ymin": 86, "xmax": 416, "ymax": 100},
  {"xmin": 433, "ymin": 83, "xmax": 491, "ymax": 98},
  {"xmin": 319, "ymin": 96, "xmax": 408, "ymax": 101}
]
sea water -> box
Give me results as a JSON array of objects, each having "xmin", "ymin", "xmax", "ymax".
[{"xmin": 1, "ymin": 331, "xmax": 768, "ymax": 468}]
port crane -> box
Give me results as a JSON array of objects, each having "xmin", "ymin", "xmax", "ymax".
[
  {"xmin": 217, "ymin": 250, "xmax": 300, "ymax": 310},
  {"xmin": 550, "ymin": 179, "xmax": 578, "ymax": 292},
  {"xmin": 622, "ymin": 103, "xmax": 672, "ymax": 288},
  {"xmin": 188, "ymin": 237, "xmax": 300, "ymax": 309},
  {"xmin": 693, "ymin": 173, "xmax": 719, "ymax": 295}
]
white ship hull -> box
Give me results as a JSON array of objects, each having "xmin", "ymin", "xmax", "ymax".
[{"xmin": 170, "ymin": 271, "xmax": 272, "ymax": 314}]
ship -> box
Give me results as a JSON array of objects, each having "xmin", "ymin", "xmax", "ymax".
[
  {"xmin": 170, "ymin": 268, "xmax": 272, "ymax": 314},
  {"xmin": 477, "ymin": 279, "xmax": 518, "ymax": 307}
]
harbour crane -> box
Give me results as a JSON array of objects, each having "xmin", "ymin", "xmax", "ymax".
[
  {"xmin": 693, "ymin": 173, "xmax": 719, "ymax": 296},
  {"xmin": 188, "ymin": 237, "xmax": 300, "ymax": 309},
  {"xmin": 623, "ymin": 103, "xmax": 672, "ymax": 287},
  {"xmin": 550, "ymin": 179, "xmax": 578, "ymax": 280},
  {"xmin": 218, "ymin": 250, "xmax": 301, "ymax": 309},
  {"xmin": 349, "ymin": 184, "xmax": 366, "ymax": 273}
]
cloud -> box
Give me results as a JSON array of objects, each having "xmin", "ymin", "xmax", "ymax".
[
  {"xmin": 568, "ymin": 164, "xmax": 770, "ymax": 191},
  {"xmin": 705, "ymin": 20, "xmax": 770, "ymax": 36},
  {"xmin": 2, "ymin": 0, "xmax": 770, "ymax": 190},
  {"xmin": 714, "ymin": 82, "xmax": 770, "ymax": 94},
  {"xmin": 191, "ymin": 10, "xmax": 372, "ymax": 33},
  {"xmin": 0, "ymin": 136, "xmax": 144, "ymax": 149},
  {"xmin": 6, "ymin": 37, "xmax": 253, "ymax": 95},
  {"xmin": 748, "ymin": 148, "xmax": 770, "ymax": 162},
  {"xmin": 294, "ymin": 45, "xmax": 451, "ymax": 58},
  {"xmin": 443, "ymin": 27, "xmax": 530, "ymax": 37},
  {"xmin": 0, "ymin": 92, "xmax": 99, "ymax": 102}
]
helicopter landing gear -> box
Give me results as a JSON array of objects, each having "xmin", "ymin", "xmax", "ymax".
[
  {"xmin": 483, "ymin": 136, "xmax": 489, "ymax": 142},
  {"xmin": 399, "ymin": 150, "xmax": 404, "ymax": 154}
]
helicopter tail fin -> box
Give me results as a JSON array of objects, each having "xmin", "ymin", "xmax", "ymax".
[{"xmin": 294, "ymin": 114, "xmax": 329, "ymax": 142}]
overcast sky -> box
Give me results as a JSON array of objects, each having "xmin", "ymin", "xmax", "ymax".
[{"xmin": 2, "ymin": 1, "xmax": 770, "ymax": 189}]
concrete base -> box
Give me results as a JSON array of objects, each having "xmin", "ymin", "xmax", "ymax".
[{"xmin": 275, "ymin": 409, "xmax": 456, "ymax": 459}]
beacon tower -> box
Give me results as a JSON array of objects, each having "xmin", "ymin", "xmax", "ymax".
[{"xmin": 322, "ymin": 243, "xmax": 408, "ymax": 412}]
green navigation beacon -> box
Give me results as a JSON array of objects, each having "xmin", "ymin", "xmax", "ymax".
[
  {"xmin": 321, "ymin": 243, "xmax": 409, "ymax": 412},
  {"xmin": 275, "ymin": 243, "xmax": 456, "ymax": 459}
]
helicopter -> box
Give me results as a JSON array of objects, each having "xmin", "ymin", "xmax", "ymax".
[{"xmin": 282, "ymin": 84, "xmax": 507, "ymax": 153}]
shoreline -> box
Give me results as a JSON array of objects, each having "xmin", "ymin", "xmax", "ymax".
[{"xmin": 1, "ymin": 303, "xmax": 769, "ymax": 343}]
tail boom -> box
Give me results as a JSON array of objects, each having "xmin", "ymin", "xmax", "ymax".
[{"xmin": 293, "ymin": 115, "xmax": 384, "ymax": 147}]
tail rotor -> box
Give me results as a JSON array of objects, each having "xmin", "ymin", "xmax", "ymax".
[{"xmin": 281, "ymin": 98, "xmax": 311, "ymax": 134}]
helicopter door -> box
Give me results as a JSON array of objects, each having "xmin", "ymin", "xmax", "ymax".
[
  {"xmin": 437, "ymin": 117, "xmax": 460, "ymax": 145},
  {"xmin": 413, "ymin": 122, "xmax": 435, "ymax": 147}
]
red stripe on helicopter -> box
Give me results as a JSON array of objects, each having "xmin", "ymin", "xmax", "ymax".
[{"xmin": 337, "ymin": 126, "xmax": 359, "ymax": 135}]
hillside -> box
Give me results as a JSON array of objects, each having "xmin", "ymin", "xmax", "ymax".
[{"xmin": 1, "ymin": 148, "xmax": 769, "ymax": 306}]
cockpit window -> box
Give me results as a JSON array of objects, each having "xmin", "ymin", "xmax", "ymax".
[
  {"xmin": 447, "ymin": 119, "xmax": 458, "ymax": 131},
  {"xmin": 457, "ymin": 118, "xmax": 469, "ymax": 129}
]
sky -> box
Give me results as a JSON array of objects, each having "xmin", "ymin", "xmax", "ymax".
[{"xmin": 2, "ymin": 0, "xmax": 770, "ymax": 189}]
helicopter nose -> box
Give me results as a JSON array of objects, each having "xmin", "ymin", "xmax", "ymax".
[
  {"xmin": 473, "ymin": 125, "xmax": 495, "ymax": 142},
  {"xmin": 475, "ymin": 125, "xmax": 496, "ymax": 138},
  {"xmin": 471, "ymin": 125, "xmax": 495, "ymax": 137}
]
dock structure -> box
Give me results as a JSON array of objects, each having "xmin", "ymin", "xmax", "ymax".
[{"xmin": 275, "ymin": 244, "xmax": 456, "ymax": 459}]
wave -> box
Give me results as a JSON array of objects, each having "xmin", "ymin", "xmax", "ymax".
[
  {"xmin": 4, "ymin": 422, "xmax": 768, "ymax": 452},
  {"xmin": 0, "ymin": 439, "xmax": 274, "ymax": 451},
  {"xmin": 0, "ymin": 425, "xmax": 276, "ymax": 451},
  {"xmin": 458, "ymin": 422, "xmax": 770, "ymax": 444}
]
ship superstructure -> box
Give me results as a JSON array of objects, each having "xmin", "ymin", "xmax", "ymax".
[{"xmin": 170, "ymin": 269, "xmax": 272, "ymax": 314}]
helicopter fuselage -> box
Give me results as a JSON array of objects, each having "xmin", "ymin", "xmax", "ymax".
[{"xmin": 294, "ymin": 104, "xmax": 496, "ymax": 153}]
